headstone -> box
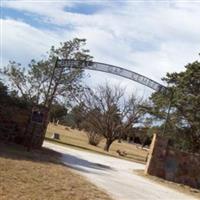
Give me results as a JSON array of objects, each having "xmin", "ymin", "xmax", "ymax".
[{"xmin": 52, "ymin": 133, "xmax": 60, "ymax": 140}]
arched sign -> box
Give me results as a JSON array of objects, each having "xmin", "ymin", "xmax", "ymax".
[{"xmin": 57, "ymin": 59, "xmax": 166, "ymax": 92}]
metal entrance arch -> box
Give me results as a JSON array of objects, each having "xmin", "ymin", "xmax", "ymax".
[
  {"xmin": 57, "ymin": 59, "xmax": 171, "ymax": 135},
  {"xmin": 58, "ymin": 59, "xmax": 166, "ymax": 92}
]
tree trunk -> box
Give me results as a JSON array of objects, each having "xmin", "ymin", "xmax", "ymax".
[{"xmin": 104, "ymin": 139, "xmax": 113, "ymax": 152}]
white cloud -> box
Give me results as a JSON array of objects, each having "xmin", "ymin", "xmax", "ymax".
[
  {"xmin": 1, "ymin": 0, "xmax": 200, "ymax": 97},
  {"xmin": 1, "ymin": 18, "xmax": 63, "ymax": 66}
]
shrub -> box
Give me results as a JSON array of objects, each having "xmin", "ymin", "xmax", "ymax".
[{"xmin": 87, "ymin": 131, "xmax": 102, "ymax": 146}]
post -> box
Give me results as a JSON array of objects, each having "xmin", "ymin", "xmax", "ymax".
[
  {"xmin": 145, "ymin": 133, "xmax": 157, "ymax": 174},
  {"xmin": 44, "ymin": 57, "xmax": 58, "ymax": 107},
  {"xmin": 162, "ymin": 89, "xmax": 174, "ymax": 135}
]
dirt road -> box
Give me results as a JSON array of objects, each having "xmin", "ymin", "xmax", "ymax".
[{"xmin": 43, "ymin": 141, "xmax": 196, "ymax": 200}]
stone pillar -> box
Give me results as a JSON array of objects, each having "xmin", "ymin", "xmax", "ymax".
[
  {"xmin": 25, "ymin": 106, "xmax": 49, "ymax": 149},
  {"xmin": 145, "ymin": 134, "xmax": 169, "ymax": 178},
  {"xmin": 145, "ymin": 133, "xmax": 157, "ymax": 174}
]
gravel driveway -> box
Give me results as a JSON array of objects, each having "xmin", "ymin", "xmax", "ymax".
[{"xmin": 43, "ymin": 141, "xmax": 196, "ymax": 200}]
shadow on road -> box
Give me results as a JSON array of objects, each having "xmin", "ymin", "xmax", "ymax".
[{"xmin": 61, "ymin": 152, "xmax": 114, "ymax": 174}]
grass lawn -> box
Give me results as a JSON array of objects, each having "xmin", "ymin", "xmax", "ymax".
[
  {"xmin": 46, "ymin": 123, "xmax": 148, "ymax": 164},
  {"xmin": 0, "ymin": 142, "xmax": 113, "ymax": 200}
]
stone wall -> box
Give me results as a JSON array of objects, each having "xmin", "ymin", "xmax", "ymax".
[
  {"xmin": 0, "ymin": 105, "xmax": 30, "ymax": 144},
  {"xmin": 145, "ymin": 134, "xmax": 200, "ymax": 189},
  {"xmin": 0, "ymin": 105, "xmax": 48, "ymax": 149},
  {"xmin": 25, "ymin": 107, "xmax": 49, "ymax": 149}
]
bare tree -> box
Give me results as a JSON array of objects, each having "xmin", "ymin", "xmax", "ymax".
[
  {"xmin": 80, "ymin": 108, "xmax": 103, "ymax": 146},
  {"xmin": 77, "ymin": 84, "xmax": 146, "ymax": 151}
]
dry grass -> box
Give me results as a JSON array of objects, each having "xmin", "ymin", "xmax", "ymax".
[
  {"xmin": 46, "ymin": 123, "xmax": 148, "ymax": 163},
  {"xmin": 0, "ymin": 142, "xmax": 113, "ymax": 200},
  {"xmin": 134, "ymin": 169, "xmax": 200, "ymax": 199}
]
